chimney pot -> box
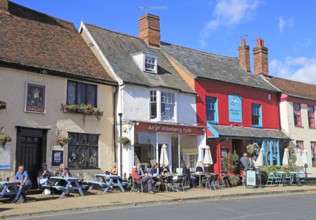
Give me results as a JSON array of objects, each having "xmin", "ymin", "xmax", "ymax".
[
  {"xmin": 139, "ymin": 14, "xmax": 160, "ymax": 47},
  {"xmin": 257, "ymin": 38, "xmax": 264, "ymax": 47}
]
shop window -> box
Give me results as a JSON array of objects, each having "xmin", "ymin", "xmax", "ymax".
[
  {"xmin": 188, "ymin": 154, "xmax": 198, "ymax": 171},
  {"xmin": 206, "ymin": 96, "xmax": 218, "ymax": 123},
  {"xmin": 68, "ymin": 133, "xmax": 99, "ymax": 168},
  {"xmin": 67, "ymin": 81, "xmax": 97, "ymax": 107},
  {"xmin": 293, "ymin": 103, "xmax": 302, "ymax": 127},
  {"xmin": 150, "ymin": 91, "xmax": 157, "ymax": 119},
  {"xmin": 308, "ymin": 105, "xmax": 315, "ymax": 128},
  {"xmin": 311, "ymin": 142, "xmax": 316, "ymax": 166},
  {"xmin": 251, "ymin": 103, "xmax": 262, "ymax": 127},
  {"xmin": 296, "ymin": 140, "xmax": 304, "ymax": 151}
]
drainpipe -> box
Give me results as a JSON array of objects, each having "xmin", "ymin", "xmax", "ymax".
[
  {"xmin": 113, "ymin": 86, "xmax": 118, "ymax": 162},
  {"xmin": 118, "ymin": 113, "xmax": 123, "ymax": 177}
]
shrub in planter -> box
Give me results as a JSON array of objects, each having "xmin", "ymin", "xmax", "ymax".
[{"xmin": 228, "ymin": 175, "xmax": 239, "ymax": 186}]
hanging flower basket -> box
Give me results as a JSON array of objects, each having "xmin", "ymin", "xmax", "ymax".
[
  {"xmin": 246, "ymin": 143, "xmax": 260, "ymax": 155},
  {"xmin": 55, "ymin": 135, "xmax": 70, "ymax": 147},
  {"xmin": 0, "ymin": 101, "xmax": 7, "ymax": 110},
  {"xmin": 61, "ymin": 104, "xmax": 103, "ymax": 120},
  {"xmin": 117, "ymin": 137, "xmax": 131, "ymax": 149},
  {"xmin": 0, "ymin": 133, "xmax": 12, "ymax": 148}
]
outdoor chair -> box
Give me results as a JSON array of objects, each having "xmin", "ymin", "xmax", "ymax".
[
  {"xmin": 130, "ymin": 177, "xmax": 144, "ymax": 192},
  {"xmin": 172, "ymin": 175, "xmax": 186, "ymax": 191},
  {"xmin": 266, "ymin": 172, "xmax": 280, "ymax": 186},
  {"xmin": 160, "ymin": 176, "xmax": 175, "ymax": 192}
]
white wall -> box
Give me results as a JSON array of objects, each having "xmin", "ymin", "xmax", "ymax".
[
  {"xmin": 120, "ymin": 84, "xmax": 197, "ymax": 125},
  {"xmin": 0, "ymin": 67, "xmax": 115, "ymax": 178},
  {"xmin": 280, "ymin": 100, "xmax": 316, "ymax": 177}
]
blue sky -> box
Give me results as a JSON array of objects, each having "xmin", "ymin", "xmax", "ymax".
[{"xmin": 12, "ymin": 0, "xmax": 316, "ymax": 84}]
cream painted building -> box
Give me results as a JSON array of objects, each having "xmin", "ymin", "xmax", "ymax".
[
  {"xmin": 0, "ymin": 1, "xmax": 117, "ymax": 186},
  {"xmin": 267, "ymin": 77, "xmax": 316, "ymax": 177}
]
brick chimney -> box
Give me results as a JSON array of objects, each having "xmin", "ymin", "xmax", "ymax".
[
  {"xmin": 139, "ymin": 14, "xmax": 160, "ymax": 47},
  {"xmin": 253, "ymin": 38, "xmax": 268, "ymax": 75},
  {"xmin": 0, "ymin": 0, "xmax": 9, "ymax": 14},
  {"xmin": 238, "ymin": 39, "xmax": 251, "ymax": 72}
]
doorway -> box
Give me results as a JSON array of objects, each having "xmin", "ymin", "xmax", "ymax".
[{"xmin": 16, "ymin": 127, "xmax": 48, "ymax": 188}]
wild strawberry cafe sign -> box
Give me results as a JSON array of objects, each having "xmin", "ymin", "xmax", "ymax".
[{"xmin": 135, "ymin": 122, "xmax": 204, "ymax": 135}]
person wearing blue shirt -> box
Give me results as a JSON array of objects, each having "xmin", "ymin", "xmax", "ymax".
[
  {"xmin": 11, "ymin": 165, "xmax": 32, "ymax": 203},
  {"xmin": 136, "ymin": 164, "xmax": 144, "ymax": 175}
]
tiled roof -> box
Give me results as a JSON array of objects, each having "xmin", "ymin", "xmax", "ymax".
[
  {"xmin": 0, "ymin": 2, "xmax": 115, "ymax": 83},
  {"xmin": 83, "ymin": 23, "xmax": 195, "ymax": 94},
  {"xmin": 266, "ymin": 77, "xmax": 316, "ymax": 101},
  {"xmin": 211, "ymin": 125, "xmax": 290, "ymax": 140},
  {"xmin": 161, "ymin": 43, "xmax": 278, "ymax": 92}
]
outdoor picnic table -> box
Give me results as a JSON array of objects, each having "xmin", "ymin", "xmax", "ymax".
[
  {"xmin": 88, "ymin": 174, "xmax": 125, "ymax": 193},
  {"xmin": 49, "ymin": 176, "xmax": 84, "ymax": 198},
  {"xmin": 0, "ymin": 181, "xmax": 18, "ymax": 198}
]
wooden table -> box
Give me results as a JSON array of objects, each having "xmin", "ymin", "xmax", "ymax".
[
  {"xmin": 49, "ymin": 176, "xmax": 84, "ymax": 198},
  {"xmin": 88, "ymin": 174, "xmax": 125, "ymax": 193}
]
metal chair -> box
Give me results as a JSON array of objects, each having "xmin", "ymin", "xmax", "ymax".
[{"xmin": 266, "ymin": 172, "xmax": 279, "ymax": 185}]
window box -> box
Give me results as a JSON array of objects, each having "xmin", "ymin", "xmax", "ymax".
[
  {"xmin": 61, "ymin": 104, "xmax": 103, "ymax": 120},
  {"xmin": 0, "ymin": 101, "xmax": 7, "ymax": 110}
]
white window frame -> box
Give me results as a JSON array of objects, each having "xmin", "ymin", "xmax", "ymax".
[
  {"xmin": 149, "ymin": 90, "xmax": 177, "ymax": 122},
  {"xmin": 144, "ymin": 54, "xmax": 158, "ymax": 73}
]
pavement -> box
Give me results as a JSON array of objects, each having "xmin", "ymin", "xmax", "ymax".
[{"xmin": 1, "ymin": 185, "xmax": 316, "ymax": 219}]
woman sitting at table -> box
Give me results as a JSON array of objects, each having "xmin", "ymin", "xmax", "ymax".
[
  {"xmin": 106, "ymin": 162, "xmax": 118, "ymax": 175},
  {"xmin": 55, "ymin": 163, "xmax": 71, "ymax": 177},
  {"xmin": 183, "ymin": 162, "xmax": 196, "ymax": 188},
  {"xmin": 151, "ymin": 163, "xmax": 159, "ymax": 176},
  {"xmin": 37, "ymin": 163, "xmax": 52, "ymax": 187},
  {"xmin": 131, "ymin": 166, "xmax": 154, "ymax": 193},
  {"xmin": 195, "ymin": 161, "xmax": 204, "ymax": 173}
]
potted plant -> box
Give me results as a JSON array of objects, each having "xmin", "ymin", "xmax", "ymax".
[
  {"xmin": 222, "ymin": 151, "xmax": 240, "ymax": 174},
  {"xmin": 0, "ymin": 133, "xmax": 12, "ymax": 148},
  {"xmin": 117, "ymin": 137, "xmax": 131, "ymax": 149},
  {"xmin": 0, "ymin": 101, "xmax": 7, "ymax": 110},
  {"xmin": 55, "ymin": 130, "xmax": 70, "ymax": 147}
]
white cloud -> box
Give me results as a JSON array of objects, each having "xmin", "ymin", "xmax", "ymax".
[
  {"xmin": 278, "ymin": 16, "xmax": 294, "ymax": 32},
  {"xmin": 270, "ymin": 56, "xmax": 316, "ymax": 85},
  {"xmin": 200, "ymin": 0, "xmax": 261, "ymax": 48}
]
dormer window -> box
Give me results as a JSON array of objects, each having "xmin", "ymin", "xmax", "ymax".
[
  {"xmin": 133, "ymin": 52, "xmax": 158, "ymax": 74},
  {"xmin": 144, "ymin": 55, "xmax": 157, "ymax": 73}
]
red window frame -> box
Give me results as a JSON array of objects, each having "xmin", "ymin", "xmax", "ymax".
[
  {"xmin": 311, "ymin": 142, "xmax": 316, "ymax": 167},
  {"xmin": 307, "ymin": 105, "xmax": 315, "ymax": 128},
  {"xmin": 293, "ymin": 103, "xmax": 302, "ymax": 127}
]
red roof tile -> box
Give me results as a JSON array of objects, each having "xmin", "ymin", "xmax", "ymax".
[
  {"xmin": 267, "ymin": 77, "xmax": 316, "ymax": 100},
  {"xmin": 0, "ymin": 2, "xmax": 115, "ymax": 83}
]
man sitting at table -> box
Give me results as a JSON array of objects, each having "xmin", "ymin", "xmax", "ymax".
[
  {"xmin": 11, "ymin": 165, "xmax": 32, "ymax": 203},
  {"xmin": 131, "ymin": 166, "xmax": 154, "ymax": 193}
]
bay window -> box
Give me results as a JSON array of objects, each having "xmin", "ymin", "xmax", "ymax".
[{"xmin": 149, "ymin": 90, "xmax": 176, "ymax": 121}]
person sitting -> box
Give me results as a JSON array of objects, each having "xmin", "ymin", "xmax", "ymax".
[
  {"xmin": 136, "ymin": 163, "xmax": 144, "ymax": 175},
  {"xmin": 106, "ymin": 162, "xmax": 118, "ymax": 175},
  {"xmin": 37, "ymin": 163, "xmax": 52, "ymax": 187},
  {"xmin": 161, "ymin": 165, "xmax": 170, "ymax": 175},
  {"xmin": 151, "ymin": 163, "xmax": 159, "ymax": 176},
  {"xmin": 131, "ymin": 166, "xmax": 154, "ymax": 193},
  {"xmin": 183, "ymin": 162, "xmax": 196, "ymax": 188},
  {"xmin": 195, "ymin": 161, "xmax": 204, "ymax": 173},
  {"xmin": 11, "ymin": 165, "xmax": 32, "ymax": 203},
  {"xmin": 55, "ymin": 163, "xmax": 71, "ymax": 177}
]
